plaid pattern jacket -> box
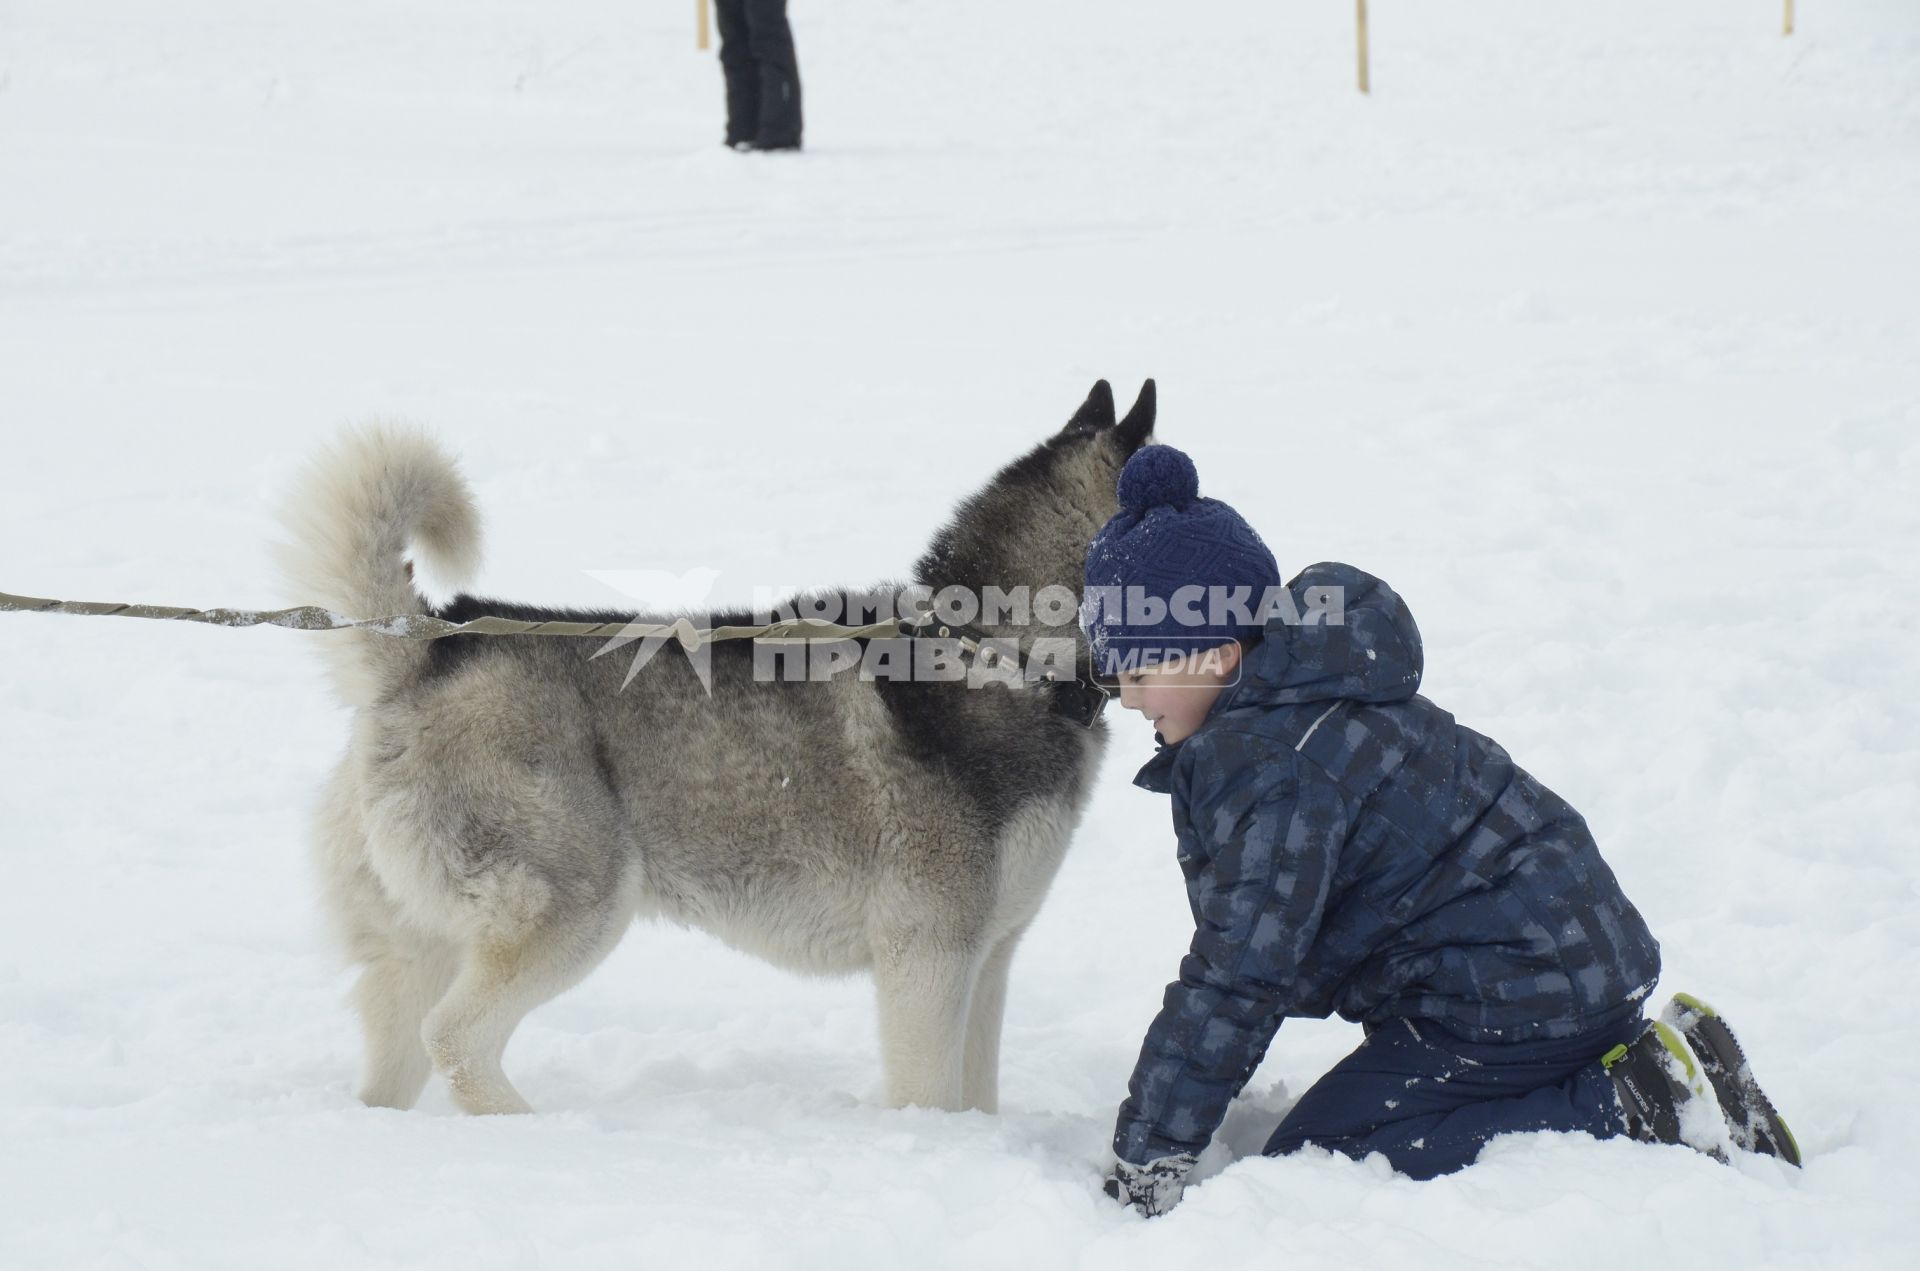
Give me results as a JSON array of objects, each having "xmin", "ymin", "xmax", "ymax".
[{"xmin": 1113, "ymin": 562, "xmax": 1660, "ymax": 1166}]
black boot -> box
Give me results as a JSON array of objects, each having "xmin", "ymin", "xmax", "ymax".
[
  {"xmin": 1601, "ymin": 1019, "xmax": 1726, "ymax": 1160},
  {"xmin": 1661, "ymin": 994, "xmax": 1803, "ymax": 1165},
  {"xmin": 748, "ymin": 65, "xmax": 801, "ymax": 149},
  {"xmin": 714, "ymin": 0, "xmax": 760, "ymax": 147},
  {"xmin": 744, "ymin": 0, "xmax": 802, "ymax": 149}
]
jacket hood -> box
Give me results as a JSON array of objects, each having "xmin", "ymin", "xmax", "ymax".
[
  {"xmin": 1121, "ymin": 564, "xmax": 1428, "ymax": 791},
  {"xmin": 1131, "ymin": 563, "xmax": 1423, "ymax": 792},
  {"xmin": 1224, "ymin": 562, "xmax": 1423, "ymax": 711}
]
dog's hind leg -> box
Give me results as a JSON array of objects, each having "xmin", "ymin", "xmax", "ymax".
[
  {"xmin": 873, "ymin": 937, "xmax": 980, "ymax": 1112},
  {"xmin": 313, "ymin": 769, "xmax": 457, "ymax": 1110},
  {"xmin": 421, "ymin": 889, "xmax": 628, "ymax": 1116},
  {"xmin": 352, "ymin": 940, "xmax": 458, "ymax": 1109},
  {"xmin": 960, "ymin": 927, "xmax": 1025, "ymax": 1114}
]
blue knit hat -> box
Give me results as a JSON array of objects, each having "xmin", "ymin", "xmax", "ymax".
[{"xmin": 1081, "ymin": 445, "xmax": 1280, "ymax": 678}]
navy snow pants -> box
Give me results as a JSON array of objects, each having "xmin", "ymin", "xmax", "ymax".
[{"xmin": 1262, "ymin": 1015, "xmax": 1639, "ymax": 1179}]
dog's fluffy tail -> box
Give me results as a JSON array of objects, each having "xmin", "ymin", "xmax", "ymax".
[{"xmin": 275, "ymin": 424, "xmax": 482, "ymax": 708}]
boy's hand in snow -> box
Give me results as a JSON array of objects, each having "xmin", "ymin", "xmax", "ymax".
[{"xmin": 1103, "ymin": 1153, "xmax": 1197, "ymax": 1217}]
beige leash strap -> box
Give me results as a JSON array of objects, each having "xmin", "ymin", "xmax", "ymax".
[{"xmin": 0, "ymin": 589, "xmax": 907, "ymax": 648}]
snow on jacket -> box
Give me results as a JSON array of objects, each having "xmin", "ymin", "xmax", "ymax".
[{"xmin": 1112, "ymin": 562, "xmax": 1661, "ymax": 1166}]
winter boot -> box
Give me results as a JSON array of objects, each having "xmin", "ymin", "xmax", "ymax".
[
  {"xmin": 749, "ymin": 62, "xmax": 802, "ymax": 151},
  {"xmin": 1660, "ymin": 993, "xmax": 1802, "ymax": 1166},
  {"xmin": 1600, "ymin": 1020, "xmax": 1727, "ymax": 1161}
]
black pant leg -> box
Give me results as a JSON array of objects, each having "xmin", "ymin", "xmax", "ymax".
[
  {"xmin": 713, "ymin": 0, "xmax": 760, "ymax": 144},
  {"xmin": 743, "ymin": 0, "xmax": 802, "ymax": 147},
  {"xmin": 1262, "ymin": 1019, "xmax": 1635, "ymax": 1180}
]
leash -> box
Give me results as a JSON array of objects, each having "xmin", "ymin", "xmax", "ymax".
[
  {"xmin": 0, "ymin": 588, "xmax": 1110, "ymax": 725},
  {"xmin": 0, "ymin": 587, "xmax": 901, "ymax": 646}
]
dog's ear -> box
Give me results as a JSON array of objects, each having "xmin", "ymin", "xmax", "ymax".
[
  {"xmin": 1114, "ymin": 378, "xmax": 1156, "ymax": 451},
  {"xmin": 1059, "ymin": 379, "xmax": 1116, "ymax": 438}
]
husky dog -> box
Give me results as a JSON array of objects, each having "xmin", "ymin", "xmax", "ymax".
[{"xmin": 277, "ymin": 380, "xmax": 1156, "ymax": 1116}]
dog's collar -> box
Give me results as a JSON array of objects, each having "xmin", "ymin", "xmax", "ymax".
[{"xmin": 895, "ymin": 617, "xmax": 1109, "ymax": 727}]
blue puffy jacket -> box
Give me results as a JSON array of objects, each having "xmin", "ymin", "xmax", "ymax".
[{"xmin": 1112, "ymin": 563, "xmax": 1661, "ymax": 1166}]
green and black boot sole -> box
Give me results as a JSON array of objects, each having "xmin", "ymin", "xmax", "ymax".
[{"xmin": 1661, "ymin": 993, "xmax": 1803, "ymax": 1167}]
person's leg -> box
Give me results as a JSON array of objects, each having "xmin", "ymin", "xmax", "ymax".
[
  {"xmin": 713, "ymin": 0, "xmax": 760, "ymax": 146},
  {"xmin": 743, "ymin": 0, "xmax": 802, "ymax": 148},
  {"xmin": 1264, "ymin": 1017, "xmax": 1636, "ymax": 1180}
]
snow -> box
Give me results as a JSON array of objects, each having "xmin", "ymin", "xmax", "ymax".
[{"xmin": 3, "ymin": 0, "xmax": 1918, "ymax": 1267}]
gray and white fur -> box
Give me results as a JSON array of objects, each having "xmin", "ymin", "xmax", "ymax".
[{"xmin": 277, "ymin": 380, "xmax": 1155, "ymax": 1116}]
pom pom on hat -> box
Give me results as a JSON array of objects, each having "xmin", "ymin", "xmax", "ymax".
[{"xmin": 1116, "ymin": 445, "xmax": 1200, "ymax": 513}]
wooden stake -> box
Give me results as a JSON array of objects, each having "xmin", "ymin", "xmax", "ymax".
[
  {"xmin": 1784, "ymin": 0, "xmax": 1795, "ymax": 37},
  {"xmin": 697, "ymin": 0, "xmax": 711, "ymax": 51},
  {"xmin": 1357, "ymin": 0, "xmax": 1371, "ymax": 95}
]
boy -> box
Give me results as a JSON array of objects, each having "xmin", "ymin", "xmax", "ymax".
[{"xmin": 1081, "ymin": 444, "xmax": 1799, "ymax": 1218}]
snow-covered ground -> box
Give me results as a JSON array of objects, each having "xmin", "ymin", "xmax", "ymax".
[{"xmin": 3, "ymin": 1, "xmax": 1917, "ymax": 1267}]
